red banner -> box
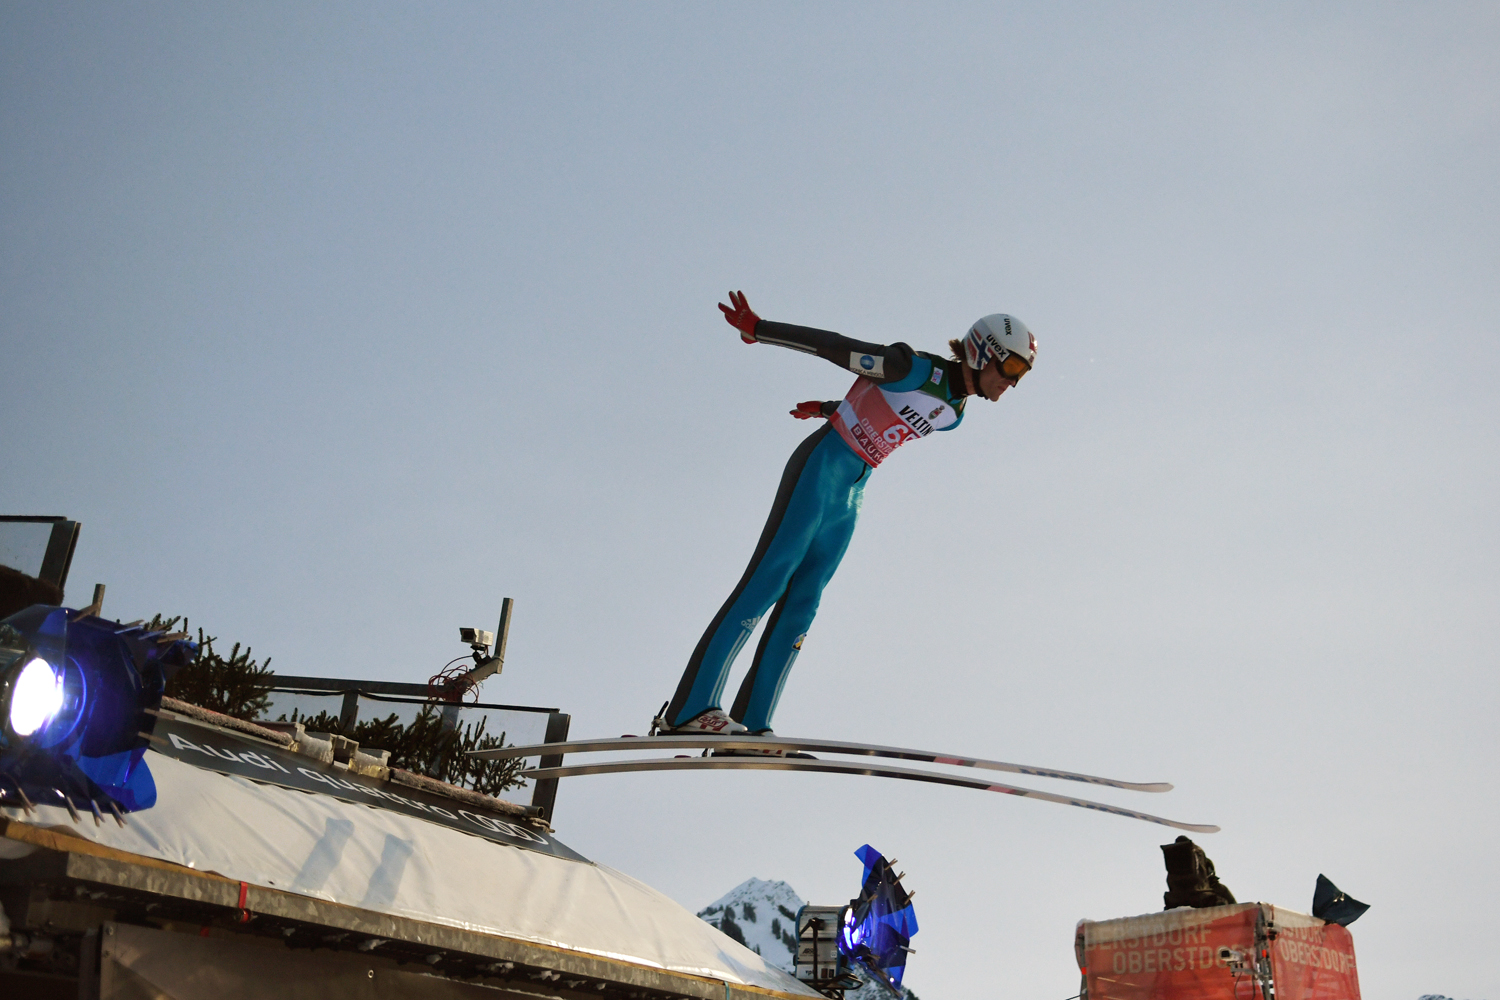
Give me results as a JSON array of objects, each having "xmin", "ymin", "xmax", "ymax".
[
  {"xmin": 1268, "ymin": 911, "xmax": 1360, "ymax": 1000},
  {"xmin": 1080, "ymin": 904, "xmax": 1262, "ymax": 1000},
  {"xmin": 1077, "ymin": 904, "xmax": 1360, "ymax": 1000}
]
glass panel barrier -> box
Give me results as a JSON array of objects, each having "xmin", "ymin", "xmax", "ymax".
[
  {"xmin": 259, "ymin": 685, "xmax": 553, "ymax": 809},
  {"xmin": 264, "ymin": 689, "xmax": 347, "ymax": 728},
  {"xmin": 0, "ymin": 521, "xmax": 52, "ymax": 577}
]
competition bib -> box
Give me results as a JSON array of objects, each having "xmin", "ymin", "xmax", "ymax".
[{"xmin": 830, "ymin": 376, "xmax": 960, "ymax": 467}]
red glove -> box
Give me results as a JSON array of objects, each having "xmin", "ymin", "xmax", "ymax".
[
  {"xmin": 789, "ymin": 401, "xmax": 827, "ymax": 420},
  {"xmin": 718, "ymin": 290, "xmax": 761, "ymax": 343}
]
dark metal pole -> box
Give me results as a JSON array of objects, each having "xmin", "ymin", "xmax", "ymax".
[
  {"xmin": 493, "ymin": 597, "xmax": 514, "ymax": 666},
  {"xmin": 339, "ymin": 691, "xmax": 360, "ymax": 731},
  {"xmin": 529, "ymin": 711, "xmax": 571, "ymax": 822}
]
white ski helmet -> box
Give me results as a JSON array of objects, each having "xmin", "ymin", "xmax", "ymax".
[{"xmin": 962, "ymin": 314, "xmax": 1037, "ymax": 371}]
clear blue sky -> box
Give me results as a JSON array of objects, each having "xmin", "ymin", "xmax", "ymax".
[{"xmin": 3, "ymin": 4, "xmax": 1496, "ymax": 997}]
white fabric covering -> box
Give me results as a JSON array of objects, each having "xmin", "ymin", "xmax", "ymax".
[{"xmin": 2, "ymin": 751, "xmax": 816, "ymax": 995}]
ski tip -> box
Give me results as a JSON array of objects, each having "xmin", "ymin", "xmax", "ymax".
[
  {"xmin": 1140, "ymin": 782, "xmax": 1174, "ymax": 793},
  {"xmin": 1185, "ymin": 823, "xmax": 1221, "ymax": 834}
]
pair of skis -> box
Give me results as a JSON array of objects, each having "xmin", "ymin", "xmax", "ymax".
[{"xmin": 471, "ymin": 733, "xmax": 1219, "ymax": 833}]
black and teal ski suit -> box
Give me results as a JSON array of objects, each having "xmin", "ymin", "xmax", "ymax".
[{"xmin": 666, "ymin": 319, "xmax": 971, "ymax": 732}]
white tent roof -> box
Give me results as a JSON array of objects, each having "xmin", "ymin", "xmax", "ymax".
[{"xmin": 1, "ymin": 750, "xmax": 818, "ymax": 996}]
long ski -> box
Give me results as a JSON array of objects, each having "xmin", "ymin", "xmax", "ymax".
[
  {"xmin": 516, "ymin": 756, "xmax": 1218, "ymax": 833},
  {"xmin": 471, "ymin": 734, "xmax": 1171, "ymax": 794}
]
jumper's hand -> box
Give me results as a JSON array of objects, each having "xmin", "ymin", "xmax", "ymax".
[
  {"xmin": 790, "ymin": 401, "xmax": 827, "ymax": 420},
  {"xmin": 718, "ymin": 290, "xmax": 760, "ymax": 343}
]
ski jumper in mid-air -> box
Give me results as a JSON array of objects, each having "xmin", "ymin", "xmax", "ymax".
[{"xmin": 661, "ymin": 291, "xmax": 1037, "ymax": 737}]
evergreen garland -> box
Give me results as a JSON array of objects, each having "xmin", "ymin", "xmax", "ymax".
[
  {"xmin": 146, "ymin": 615, "xmax": 275, "ymax": 719},
  {"xmin": 283, "ymin": 705, "xmax": 527, "ymax": 795}
]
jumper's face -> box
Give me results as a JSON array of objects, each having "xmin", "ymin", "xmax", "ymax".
[{"xmin": 976, "ymin": 356, "xmax": 1027, "ymax": 401}]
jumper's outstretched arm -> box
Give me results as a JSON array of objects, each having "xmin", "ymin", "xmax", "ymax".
[{"xmin": 717, "ymin": 290, "xmax": 917, "ymax": 384}]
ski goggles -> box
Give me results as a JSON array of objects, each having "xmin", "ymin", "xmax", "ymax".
[{"xmin": 997, "ymin": 352, "xmax": 1032, "ymax": 382}]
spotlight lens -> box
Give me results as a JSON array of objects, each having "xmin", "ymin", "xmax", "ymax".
[{"xmin": 9, "ymin": 657, "xmax": 64, "ymax": 737}]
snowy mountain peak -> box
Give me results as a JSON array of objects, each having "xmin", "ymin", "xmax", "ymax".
[
  {"xmin": 700, "ymin": 878, "xmax": 807, "ymax": 921},
  {"xmin": 696, "ymin": 878, "xmax": 806, "ymax": 972}
]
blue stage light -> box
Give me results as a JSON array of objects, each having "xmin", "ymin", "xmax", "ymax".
[
  {"xmin": 7, "ymin": 656, "xmax": 64, "ymax": 737},
  {"xmin": 838, "ymin": 845, "xmax": 918, "ymax": 987},
  {"xmin": 1, "ymin": 605, "xmax": 196, "ymax": 821}
]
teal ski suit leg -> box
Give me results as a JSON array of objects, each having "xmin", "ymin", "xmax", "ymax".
[
  {"xmin": 728, "ymin": 489, "xmax": 862, "ymax": 731},
  {"xmin": 665, "ymin": 424, "xmax": 870, "ymax": 729}
]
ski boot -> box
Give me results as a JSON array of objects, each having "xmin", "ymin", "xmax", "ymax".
[{"xmin": 651, "ymin": 707, "xmax": 747, "ymax": 736}]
